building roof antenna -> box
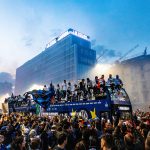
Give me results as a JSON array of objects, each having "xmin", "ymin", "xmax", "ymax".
[{"xmin": 143, "ymin": 47, "xmax": 147, "ymax": 55}]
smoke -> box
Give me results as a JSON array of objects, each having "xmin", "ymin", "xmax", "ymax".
[
  {"xmin": 91, "ymin": 40, "xmax": 122, "ymax": 63},
  {"xmin": 93, "ymin": 44, "xmax": 121, "ymax": 58},
  {"xmin": 0, "ymin": 72, "xmax": 14, "ymax": 83},
  {"xmin": 111, "ymin": 62, "xmax": 150, "ymax": 111},
  {"xmin": 0, "ymin": 82, "xmax": 12, "ymax": 95},
  {"xmin": 0, "ymin": 72, "xmax": 14, "ymax": 96},
  {"xmin": 86, "ymin": 53, "xmax": 150, "ymax": 111}
]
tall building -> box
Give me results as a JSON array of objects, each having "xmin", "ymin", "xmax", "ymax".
[{"xmin": 15, "ymin": 28, "xmax": 96, "ymax": 94}]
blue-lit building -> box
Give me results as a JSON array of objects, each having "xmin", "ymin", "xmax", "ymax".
[{"xmin": 15, "ymin": 29, "xmax": 96, "ymax": 94}]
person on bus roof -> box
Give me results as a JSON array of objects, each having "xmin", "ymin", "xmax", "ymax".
[
  {"xmin": 99, "ymin": 75, "xmax": 105, "ymax": 86},
  {"xmin": 79, "ymin": 79, "xmax": 87, "ymax": 100},
  {"xmin": 62, "ymin": 80, "xmax": 67, "ymax": 100},
  {"xmin": 99, "ymin": 75, "xmax": 106, "ymax": 93},
  {"xmin": 107, "ymin": 74, "xmax": 115, "ymax": 93},
  {"xmin": 43, "ymin": 85, "xmax": 49, "ymax": 92},
  {"xmin": 49, "ymin": 83, "xmax": 55, "ymax": 93},
  {"xmin": 73, "ymin": 84, "xmax": 80, "ymax": 101},
  {"xmin": 93, "ymin": 76, "xmax": 100, "ymax": 99},
  {"xmin": 67, "ymin": 82, "xmax": 72, "ymax": 102},
  {"xmin": 87, "ymin": 78, "xmax": 93, "ymax": 99},
  {"xmin": 107, "ymin": 74, "xmax": 115, "ymax": 86},
  {"xmin": 56, "ymin": 84, "xmax": 61, "ymax": 102},
  {"xmin": 94, "ymin": 76, "xmax": 100, "ymax": 89},
  {"xmin": 114, "ymin": 75, "xmax": 123, "ymax": 90}
]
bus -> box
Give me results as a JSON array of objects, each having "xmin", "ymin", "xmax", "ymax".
[
  {"xmin": 45, "ymin": 86, "xmax": 132, "ymax": 121},
  {"xmin": 25, "ymin": 86, "xmax": 132, "ymax": 121},
  {"xmin": 7, "ymin": 85, "xmax": 132, "ymax": 122}
]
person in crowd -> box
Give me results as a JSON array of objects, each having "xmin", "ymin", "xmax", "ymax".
[
  {"xmin": 100, "ymin": 133, "xmax": 115, "ymax": 150},
  {"xmin": 41, "ymin": 127, "xmax": 49, "ymax": 150},
  {"xmin": 11, "ymin": 136, "xmax": 25, "ymax": 150},
  {"xmin": 75, "ymin": 141, "xmax": 86, "ymax": 150},
  {"xmin": 124, "ymin": 133, "xmax": 135, "ymax": 150},
  {"xmin": 145, "ymin": 136, "xmax": 150, "ymax": 150},
  {"xmin": 75, "ymin": 128, "xmax": 90, "ymax": 150},
  {"xmin": 53, "ymin": 132, "xmax": 67, "ymax": 150},
  {"xmin": 62, "ymin": 80, "xmax": 67, "ymax": 101},
  {"xmin": 114, "ymin": 107, "xmax": 121, "ymax": 127},
  {"xmin": 113, "ymin": 125, "xmax": 125, "ymax": 150},
  {"xmin": 48, "ymin": 124, "xmax": 58, "ymax": 149},
  {"xmin": 0, "ymin": 134, "xmax": 7, "ymax": 150},
  {"xmin": 29, "ymin": 137, "xmax": 41, "ymax": 150},
  {"xmin": 63, "ymin": 122, "xmax": 75, "ymax": 150},
  {"xmin": 114, "ymin": 75, "xmax": 123, "ymax": 90}
]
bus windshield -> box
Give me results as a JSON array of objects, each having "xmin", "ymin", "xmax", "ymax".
[{"xmin": 107, "ymin": 87, "xmax": 129, "ymax": 101}]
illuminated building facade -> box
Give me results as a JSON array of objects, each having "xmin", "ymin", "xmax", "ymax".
[{"xmin": 15, "ymin": 28, "xmax": 96, "ymax": 94}]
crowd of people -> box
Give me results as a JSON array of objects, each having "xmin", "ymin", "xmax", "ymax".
[
  {"xmin": 0, "ymin": 110, "xmax": 149, "ymax": 150},
  {"xmin": 5, "ymin": 95, "xmax": 28, "ymax": 107},
  {"xmin": 1, "ymin": 74, "xmax": 150, "ymax": 150}
]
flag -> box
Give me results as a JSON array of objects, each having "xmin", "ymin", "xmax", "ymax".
[{"xmin": 36, "ymin": 103, "xmax": 40, "ymax": 115}]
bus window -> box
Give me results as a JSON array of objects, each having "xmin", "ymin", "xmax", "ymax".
[{"xmin": 108, "ymin": 87, "xmax": 129, "ymax": 101}]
